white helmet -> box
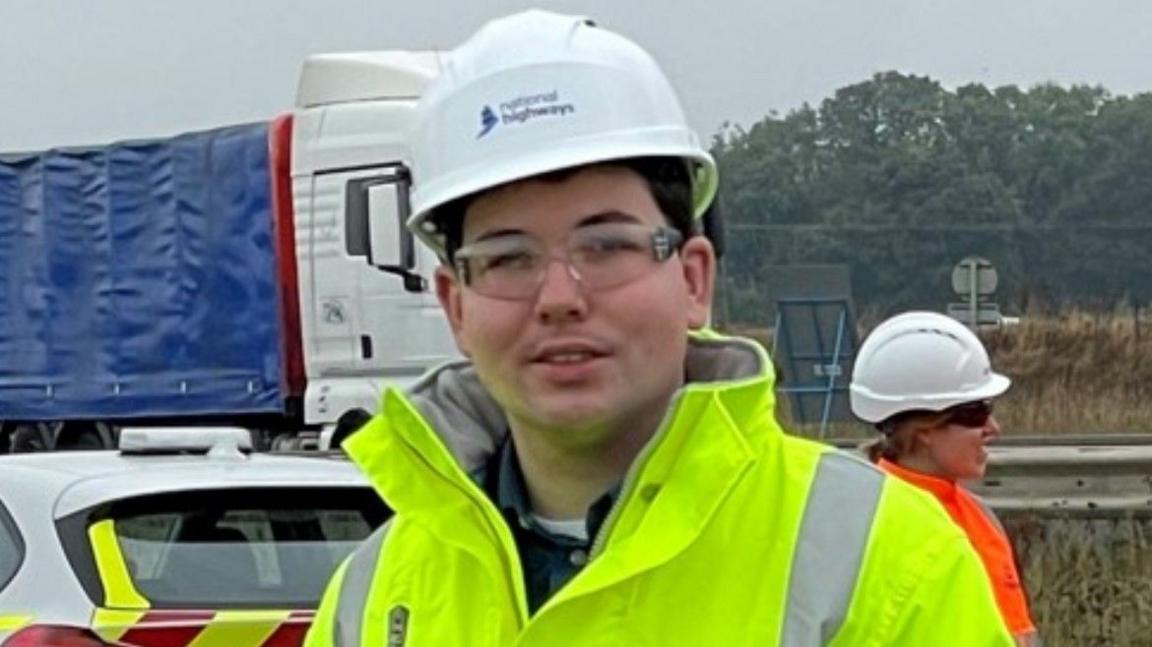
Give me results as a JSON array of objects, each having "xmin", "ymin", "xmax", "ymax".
[
  {"xmin": 406, "ymin": 10, "xmax": 719, "ymax": 257},
  {"xmin": 849, "ymin": 311, "xmax": 1011, "ymax": 424}
]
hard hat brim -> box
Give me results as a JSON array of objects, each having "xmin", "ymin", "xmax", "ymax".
[{"xmin": 850, "ymin": 371, "xmax": 1012, "ymax": 425}]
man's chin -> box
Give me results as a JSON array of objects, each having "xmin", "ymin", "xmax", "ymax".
[{"xmin": 514, "ymin": 400, "xmax": 620, "ymax": 441}]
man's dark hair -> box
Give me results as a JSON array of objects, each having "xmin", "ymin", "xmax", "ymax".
[{"xmin": 430, "ymin": 156, "xmax": 696, "ymax": 263}]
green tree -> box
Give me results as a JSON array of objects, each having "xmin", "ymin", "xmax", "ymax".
[{"xmin": 712, "ymin": 73, "xmax": 1152, "ymax": 323}]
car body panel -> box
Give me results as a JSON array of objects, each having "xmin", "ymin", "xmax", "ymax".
[{"xmin": 0, "ymin": 450, "xmax": 381, "ymax": 646}]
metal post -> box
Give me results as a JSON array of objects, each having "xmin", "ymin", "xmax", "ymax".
[
  {"xmin": 819, "ymin": 308, "xmax": 848, "ymax": 438},
  {"xmin": 968, "ymin": 261, "xmax": 979, "ymax": 330}
]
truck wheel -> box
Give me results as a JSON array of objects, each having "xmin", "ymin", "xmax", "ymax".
[
  {"xmin": 55, "ymin": 421, "xmax": 115, "ymax": 450},
  {"xmin": 270, "ymin": 432, "xmax": 316, "ymax": 451},
  {"xmin": 8, "ymin": 423, "xmax": 57, "ymax": 452}
]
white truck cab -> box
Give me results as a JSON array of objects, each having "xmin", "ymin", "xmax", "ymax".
[{"xmin": 290, "ymin": 52, "xmax": 457, "ymax": 439}]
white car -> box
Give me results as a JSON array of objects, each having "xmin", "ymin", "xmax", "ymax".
[{"xmin": 0, "ymin": 428, "xmax": 387, "ymax": 647}]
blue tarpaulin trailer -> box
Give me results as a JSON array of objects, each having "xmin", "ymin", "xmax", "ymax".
[{"xmin": 0, "ymin": 124, "xmax": 286, "ymax": 420}]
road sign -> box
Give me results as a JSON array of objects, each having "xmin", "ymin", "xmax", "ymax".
[
  {"xmin": 773, "ymin": 298, "xmax": 858, "ymax": 436},
  {"xmin": 952, "ymin": 257, "xmax": 998, "ymax": 296},
  {"xmin": 947, "ymin": 301, "xmax": 1002, "ymax": 326}
]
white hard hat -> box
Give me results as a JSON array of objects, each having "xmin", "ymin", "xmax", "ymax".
[
  {"xmin": 849, "ymin": 311, "xmax": 1011, "ymax": 424},
  {"xmin": 406, "ymin": 10, "xmax": 718, "ymax": 257}
]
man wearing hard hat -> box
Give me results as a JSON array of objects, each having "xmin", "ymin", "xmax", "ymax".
[{"xmin": 307, "ymin": 11, "xmax": 1013, "ymax": 646}]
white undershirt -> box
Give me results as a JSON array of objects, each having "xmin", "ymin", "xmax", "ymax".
[{"xmin": 531, "ymin": 514, "xmax": 589, "ymax": 542}]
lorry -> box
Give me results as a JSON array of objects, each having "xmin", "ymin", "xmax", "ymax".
[{"xmin": 0, "ymin": 52, "xmax": 459, "ymax": 452}]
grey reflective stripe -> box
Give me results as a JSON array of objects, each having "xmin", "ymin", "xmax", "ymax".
[
  {"xmin": 781, "ymin": 451, "xmax": 884, "ymax": 646},
  {"xmin": 334, "ymin": 520, "xmax": 392, "ymax": 647}
]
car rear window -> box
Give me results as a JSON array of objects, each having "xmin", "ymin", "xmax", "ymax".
[{"xmin": 99, "ymin": 488, "xmax": 388, "ymax": 608}]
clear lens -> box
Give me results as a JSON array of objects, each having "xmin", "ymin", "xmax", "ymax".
[{"xmin": 455, "ymin": 223, "xmax": 682, "ymax": 300}]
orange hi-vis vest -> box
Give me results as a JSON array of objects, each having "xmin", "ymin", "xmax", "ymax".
[{"xmin": 878, "ymin": 458, "xmax": 1036, "ymax": 636}]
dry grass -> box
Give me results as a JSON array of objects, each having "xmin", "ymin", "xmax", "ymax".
[
  {"xmin": 1006, "ymin": 514, "xmax": 1152, "ymax": 646},
  {"xmin": 983, "ymin": 307, "xmax": 1152, "ymax": 435},
  {"xmin": 988, "ymin": 309, "xmax": 1152, "ymax": 643}
]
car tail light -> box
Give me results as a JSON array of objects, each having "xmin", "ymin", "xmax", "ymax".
[{"xmin": 1, "ymin": 625, "xmax": 123, "ymax": 647}]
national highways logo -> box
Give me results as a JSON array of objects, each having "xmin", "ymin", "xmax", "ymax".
[
  {"xmin": 477, "ymin": 90, "xmax": 576, "ymax": 139},
  {"xmin": 477, "ymin": 106, "xmax": 499, "ymax": 138}
]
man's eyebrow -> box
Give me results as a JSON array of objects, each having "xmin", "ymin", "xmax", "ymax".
[
  {"xmin": 578, "ymin": 210, "xmax": 642, "ymax": 226},
  {"xmin": 466, "ymin": 210, "xmax": 643, "ymax": 244},
  {"xmin": 469, "ymin": 228, "xmax": 529, "ymax": 244}
]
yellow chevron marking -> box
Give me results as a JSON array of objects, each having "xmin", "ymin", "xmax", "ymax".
[
  {"xmin": 92, "ymin": 608, "xmax": 148, "ymax": 641},
  {"xmin": 187, "ymin": 610, "xmax": 291, "ymax": 647},
  {"xmin": 88, "ymin": 520, "xmax": 150, "ymax": 609},
  {"xmin": 0, "ymin": 614, "xmax": 32, "ymax": 631}
]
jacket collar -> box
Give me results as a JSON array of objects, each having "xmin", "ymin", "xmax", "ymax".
[
  {"xmin": 345, "ymin": 333, "xmax": 778, "ymax": 515},
  {"xmin": 877, "ymin": 458, "xmax": 961, "ymax": 502}
]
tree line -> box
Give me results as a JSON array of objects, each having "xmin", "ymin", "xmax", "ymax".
[{"xmin": 710, "ymin": 71, "xmax": 1152, "ymax": 324}]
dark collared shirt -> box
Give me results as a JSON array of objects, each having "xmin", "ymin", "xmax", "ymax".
[{"xmin": 476, "ymin": 437, "xmax": 618, "ymax": 615}]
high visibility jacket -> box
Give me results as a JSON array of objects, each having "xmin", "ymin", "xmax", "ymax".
[
  {"xmin": 306, "ymin": 336, "xmax": 1013, "ymax": 646},
  {"xmin": 878, "ymin": 459, "xmax": 1037, "ymax": 638}
]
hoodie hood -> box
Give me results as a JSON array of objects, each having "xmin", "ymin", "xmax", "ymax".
[{"xmin": 396, "ymin": 333, "xmax": 773, "ymax": 472}]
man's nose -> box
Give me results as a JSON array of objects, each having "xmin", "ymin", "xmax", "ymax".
[
  {"xmin": 533, "ymin": 258, "xmax": 588, "ymax": 323},
  {"xmin": 984, "ymin": 415, "xmax": 1002, "ymax": 440}
]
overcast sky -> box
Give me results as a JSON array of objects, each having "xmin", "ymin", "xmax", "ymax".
[{"xmin": 2, "ymin": 0, "xmax": 1150, "ymax": 151}]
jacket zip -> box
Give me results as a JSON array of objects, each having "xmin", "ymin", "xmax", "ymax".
[
  {"xmin": 394, "ymin": 429, "xmax": 532, "ymax": 627},
  {"xmin": 589, "ymin": 392, "xmax": 684, "ymax": 559}
]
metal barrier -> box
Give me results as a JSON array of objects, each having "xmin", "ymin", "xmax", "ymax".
[
  {"xmin": 827, "ymin": 436, "xmax": 1152, "ymax": 515},
  {"xmin": 972, "ymin": 444, "xmax": 1152, "ymax": 516}
]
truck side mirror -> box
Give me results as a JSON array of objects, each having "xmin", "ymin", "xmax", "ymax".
[{"xmin": 346, "ymin": 167, "xmax": 426, "ymax": 292}]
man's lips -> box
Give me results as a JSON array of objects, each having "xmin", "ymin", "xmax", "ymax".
[{"xmin": 529, "ymin": 340, "xmax": 611, "ymax": 364}]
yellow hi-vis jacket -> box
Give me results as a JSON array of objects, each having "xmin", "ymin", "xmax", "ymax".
[{"xmin": 306, "ymin": 335, "xmax": 1014, "ymax": 646}]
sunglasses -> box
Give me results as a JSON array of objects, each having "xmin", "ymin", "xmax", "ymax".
[{"xmin": 939, "ymin": 400, "xmax": 994, "ymax": 428}]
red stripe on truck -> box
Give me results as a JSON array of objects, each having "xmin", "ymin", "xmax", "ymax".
[{"xmin": 268, "ymin": 113, "xmax": 306, "ymax": 400}]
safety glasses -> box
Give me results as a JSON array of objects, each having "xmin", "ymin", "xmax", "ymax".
[
  {"xmin": 940, "ymin": 400, "xmax": 994, "ymax": 428},
  {"xmin": 453, "ymin": 222, "xmax": 683, "ymax": 301}
]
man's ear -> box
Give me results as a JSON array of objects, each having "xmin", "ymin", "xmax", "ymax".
[
  {"xmin": 434, "ymin": 264, "xmax": 470, "ymax": 356},
  {"xmin": 679, "ymin": 235, "xmax": 716, "ymax": 329}
]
